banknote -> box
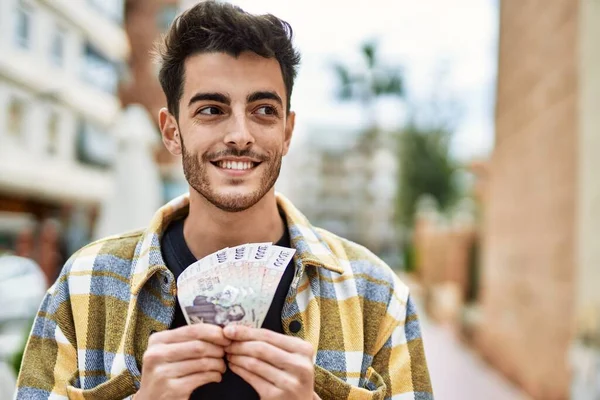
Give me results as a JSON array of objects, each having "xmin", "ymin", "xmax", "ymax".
[
  {"xmin": 179, "ymin": 283, "xmax": 257, "ymax": 327},
  {"xmin": 178, "ymin": 247, "xmax": 229, "ymax": 286},
  {"xmin": 245, "ymin": 242, "xmax": 272, "ymax": 296},
  {"xmin": 176, "ymin": 243, "xmax": 294, "ymax": 328},
  {"xmin": 178, "ymin": 270, "xmax": 260, "ymax": 327},
  {"xmin": 254, "ymin": 245, "xmax": 296, "ymax": 326},
  {"xmin": 177, "ymin": 247, "xmax": 231, "ymax": 325},
  {"xmin": 226, "ymin": 244, "xmax": 251, "ymax": 293},
  {"xmin": 178, "ymin": 245, "xmax": 258, "ymax": 327}
]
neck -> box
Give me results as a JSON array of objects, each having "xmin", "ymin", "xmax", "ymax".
[{"xmin": 183, "ymin": 188, "xmax": 285, "ymax": 260}]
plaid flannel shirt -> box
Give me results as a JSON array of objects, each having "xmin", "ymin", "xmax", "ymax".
[{"xmin": 15, "ymin": 193, "xmax": 433, "ymax": 400}]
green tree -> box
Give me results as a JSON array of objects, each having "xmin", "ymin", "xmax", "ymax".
[
  {"xmin": 396, "ymin": 123, "xmax": 460, "ymax": 225},
  {"xmin": 332, "ymin": 41, "xmax": 461, "ymax": 226},
  {"xmin": 332, "ymin": 39, "xmax": 404, "ymax": 133}
]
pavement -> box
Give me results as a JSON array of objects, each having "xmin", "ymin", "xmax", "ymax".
[
  {"xmin": 397, "ymin": 272, "xmax": 531, "ymax": 400},
  {"xmin": 420, "ymin": 310, "xmax": 531, "ymax": 400}
]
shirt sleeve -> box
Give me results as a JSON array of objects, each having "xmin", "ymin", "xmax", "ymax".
[
  {"xmin": 14, "ymin": 269, "xmax": 78, "ymax": 400},
  {"xmin": 369, "ymin": 293, "xmax": 434, "ymax": 400}
]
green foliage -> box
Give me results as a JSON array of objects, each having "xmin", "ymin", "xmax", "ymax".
[
  {"xmin": 331, "ymin": 39, "xmax": 461, "ymax": 237},
  {"xmin": 396, "ymin": 123, "xmax": 460, "ymax": 225},
  {"xmin": 11, "ymin": 345, "xmax": 24, "ymax": 377},
  {"xmin": 331, "ymin": 39, "xmax": 404, "ymax": 110},
  {"xmin": 362, "ymin": 41, "xmax": 377, "ymax": 68},
  {"xmin": 402, "ymin": 239, "xmax": 417, "ymax": 273}
]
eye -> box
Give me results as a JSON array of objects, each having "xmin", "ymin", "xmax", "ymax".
[
  {"xmin": 198, "ymin": 106, "xmax": 223, "ymax": 115},
  {"xmin": 254, "ymin": 106, "xmax": 278, "ymax": 116}
]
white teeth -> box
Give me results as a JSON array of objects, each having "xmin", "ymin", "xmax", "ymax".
[{"xmin": 218, "ymin": 161, "xmax": 253, "ymax": 170}]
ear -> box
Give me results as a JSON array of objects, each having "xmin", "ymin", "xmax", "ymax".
[
  {"xmin": 159, "ymin": 107, "xmax": 182, "ymax": 156},
  {"xmin": 282, "ymin": 111, "xmax": 295, "ymax": 156}
]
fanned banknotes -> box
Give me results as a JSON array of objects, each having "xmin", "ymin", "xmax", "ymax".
[{"xmin": 177, "ymin": 243, "xmax": 295, "ymax": 328}]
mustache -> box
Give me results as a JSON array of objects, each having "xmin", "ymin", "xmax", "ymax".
[{"xmin": 203, "ymin": 149, "xmax": 269, "ymax": 162}]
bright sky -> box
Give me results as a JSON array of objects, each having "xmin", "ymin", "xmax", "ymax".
[{"xmin": 228, "ymin": 0, "xmax": 499, "ymax": 160}]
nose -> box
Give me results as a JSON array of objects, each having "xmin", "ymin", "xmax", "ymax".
[{"xmin": 223, "ymin": 113, "xmax": 255, "ymax": 149}]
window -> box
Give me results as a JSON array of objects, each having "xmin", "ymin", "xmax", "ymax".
[
  {"xmin": 14, "ymin": 3, "xmax": 32, "ymax": 49},
  {"xmin": 50, "ymin": 26, "xmax": 66, "ymax": 67},
  {"xmin": 82, "ymin": 43, "xmax": 118, "ymax": 93},
  {"xmin": 76, "ymin": 119, "xmax": 116, "ymax": 167},
  {"xmin": 47, "ymin": 111, "xmax": 60, "ymax": 155},
  {"xmin": 7, "ymin": 97, "xmax": 26, "ymax": 140}
]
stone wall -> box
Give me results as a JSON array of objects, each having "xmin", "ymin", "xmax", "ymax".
[{"xmin": 477, "ymin": 1, "xmax": 580, "ymax": 398}]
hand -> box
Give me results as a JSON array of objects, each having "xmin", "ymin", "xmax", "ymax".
[
  {"xmin": 135, "ymin": 323, "xmax": 231, "ymax": 400},
  {"xmin": 224, "ymin": 325, "xmax": 315, "ymax": 400}
]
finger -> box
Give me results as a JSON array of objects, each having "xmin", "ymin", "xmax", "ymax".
[
  {"xmin": 145, "ymin": 340, "xmax": 225, "ymax": 366},
  {"xmin": 226, "ymin": 340, "xmax": 287, "ymax": 366},
  {"xmin": 168, "ymin": 357, "xmax": 227, "ymax": 378},
  {"xmin": 229, "ymin": 363, "xmax": 280, "ymax": 399},
  {"xmin": 223, "ymin": 325, "xmax": 313, "ymax": 356},
  {"xmin": 166, "ymin": 340, "xmax": 227, "ymax": 362},
  {"xmin": 228, "ymin": 354, "xmax": 293, "ymax": 388},
  {"xmin": 226, "ymin": 340, "xmax": 312, "ymax": 373},
  {"xmin": 151, "ymin": 323, "xmax": 231, "ymax": 346},
  {"xmin": 174, "ymin": 371, "xmax": 223, "ymax": 394}
]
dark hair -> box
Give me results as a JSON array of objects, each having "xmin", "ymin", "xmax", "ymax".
[{"xmin": 155, "ymin": 0, "xmax": 301, "ymax": 118}]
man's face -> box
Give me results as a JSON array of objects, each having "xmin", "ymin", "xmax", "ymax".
[{"xmin": 163, "ymin": 51, "xmax": 295, "ymax": 212}]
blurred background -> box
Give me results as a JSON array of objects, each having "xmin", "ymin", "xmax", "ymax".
[{"xmin": 0, "ymin": 0, "xmax": 598, "ymax": 399}]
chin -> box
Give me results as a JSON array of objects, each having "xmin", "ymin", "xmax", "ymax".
[
  {"xmin": 203, "ymin": 187, "xmax": 267, "ymax": 213},
  {"xmin": 186, "ymin": 163, "xmax": 279, "ymax": 213}
]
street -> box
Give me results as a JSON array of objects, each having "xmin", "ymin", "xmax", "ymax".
[{"xmin": 421, "ymin": 317, "xmax": 531, "ymax": 400}]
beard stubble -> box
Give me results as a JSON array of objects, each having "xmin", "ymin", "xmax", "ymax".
[{"xmin": 180, "ymin": 136, "xmax": 282, "ymax": 213}]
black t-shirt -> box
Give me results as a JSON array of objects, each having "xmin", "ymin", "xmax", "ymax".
[{"xmin": 161, "ymin": 218, "xmax": 295, "ymax": 400}]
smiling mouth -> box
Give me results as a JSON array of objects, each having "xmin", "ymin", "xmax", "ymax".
[{"xmin": 211, "ymin": 160, "xmax": 260, "ymax": 171}]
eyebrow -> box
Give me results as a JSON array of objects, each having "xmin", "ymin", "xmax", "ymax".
[
  {"xmin": 188, "ymin": 92, "xmax": 230, "ymax": 108},
  {"xmin": 247, "ymin": 91, "xmax": 283, "ymax": 106},
  {"xmin": 187, "ymin": 90, "xmax": 283, "ymax": 108}
]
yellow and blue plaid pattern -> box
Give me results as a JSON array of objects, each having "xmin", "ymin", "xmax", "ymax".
[{"xmin": 15, "ymin": 193, "xmax": 432, "ymax": 399}]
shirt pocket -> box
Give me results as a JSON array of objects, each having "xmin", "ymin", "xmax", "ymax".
[
  {"xmin": 315, "ymin": 365, "xmax": 387, "ymax": 400},
  {"xmin": 66, "ymin": 369, "xmax": 138, "ymax": 400}
]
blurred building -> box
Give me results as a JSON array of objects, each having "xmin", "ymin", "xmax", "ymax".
[
  {"xmin": 120, "ymin": 0, "xmax": 178, "ymax": 125},
  {"xmin": 0, "ymin": 0, "xmax": 128, "ymax": 279},
  {"xmin": 120, "ymin": 0, "xmax": 187, "ymax": 203},
  {"xmin": 283, "ymin": 127, "xmax": 400, "ymax": 265},
  {"xmin": 477, "ymin": 0, "xmax": 600, "ymax": 399}
]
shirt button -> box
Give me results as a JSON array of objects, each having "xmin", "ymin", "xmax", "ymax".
[{"xmin": 289, "ymin": 320, "xmax": 302, "ymax": 333}]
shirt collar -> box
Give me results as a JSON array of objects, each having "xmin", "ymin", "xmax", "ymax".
[
  {"xmin": 276, "ymin": 193, "xmax": 344, "ymax": 274},
  {"xmin": 130, "ymin": 192, "xmax": 344, "ymax": 293}
]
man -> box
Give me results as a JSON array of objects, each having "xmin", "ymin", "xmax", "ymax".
[{"xmin": 15, "ymin": 2, "xmax": 432, "ymax": 399}]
